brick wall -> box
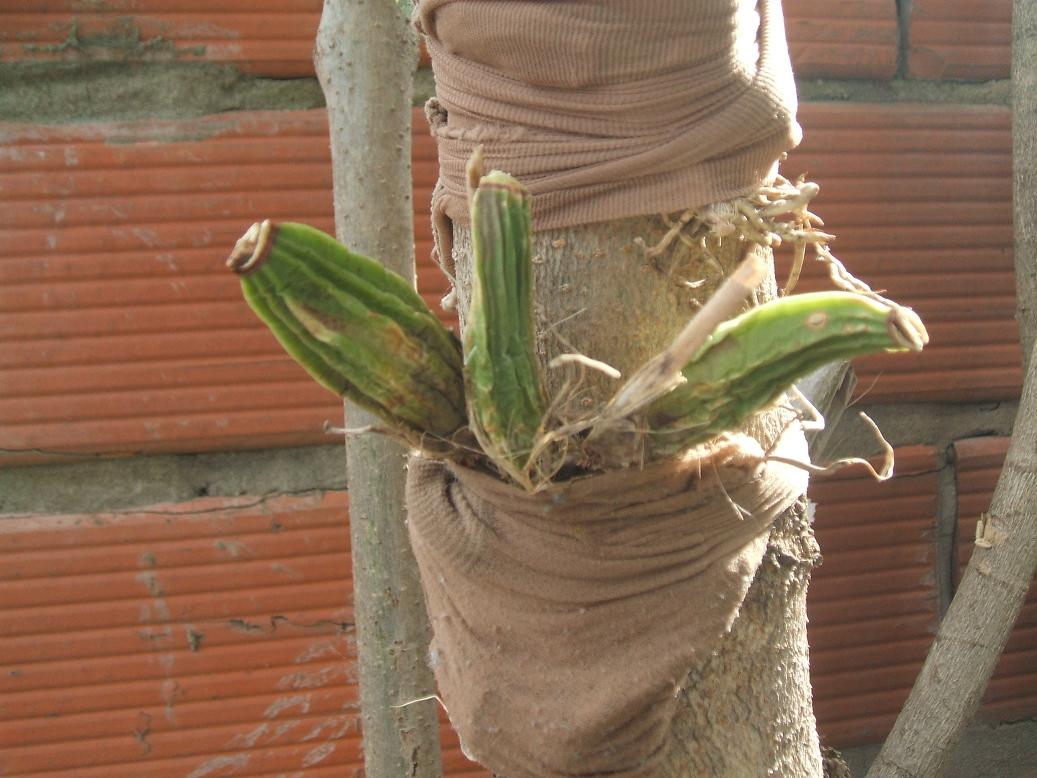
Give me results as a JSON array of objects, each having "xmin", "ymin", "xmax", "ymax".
[{"xmin": 1, "ymin": 1, "xmax": 1029, "ymax": 775}]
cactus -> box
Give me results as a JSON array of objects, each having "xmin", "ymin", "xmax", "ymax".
[
  {"xmin": 227, "ymin": 220, "xmax": 467, "ymax": 446},
  {"xmin": 223, "ymin": 169, "xmax": 929, "ymax": 483},
  {"xmin": 464, "ymin": 170, "xmax": 549, "ymax": 487},
  {"xmin": 644, "ymin": 291, "xmax": 928, "ymax": 455}
]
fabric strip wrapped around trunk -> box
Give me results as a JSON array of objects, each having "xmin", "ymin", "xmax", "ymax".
[
  {"xmin": 410, "ymin": 1, "xmax": 805, "ymax": 774},
  {"xmin": 417, "ymin": 0, "xmax": 801, "ymax": 274},
  {"xmin": 406, "ymin": 432, "xmax": 809, "ymax": 777}
]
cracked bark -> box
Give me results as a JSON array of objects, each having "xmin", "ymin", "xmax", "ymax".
[{"xmin": 315, "ymin": 2, "xmax": 442, "ymax": 775}]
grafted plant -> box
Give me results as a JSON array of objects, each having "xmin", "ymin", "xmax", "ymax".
[
  {"xmin": 226, "ymin": 149, "xmax": 933, "ymax": 778},
  {"xmin": 227, "ymin": 159, "xmax": 926, "ymax": 494},
  {"xmin": 281, "ymin": 0, "xmax": 975, "ymax": 774}
]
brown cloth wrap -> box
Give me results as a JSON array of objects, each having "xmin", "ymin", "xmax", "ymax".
[
  {"xmin": 405, "ymin": 432, "xmax": 809, "ymax": 777},
  {"xmin": 418, "ymin": 0, "xmax": 802, "ymax": 274},
  {"xmin": 412, "ymin": 3, "xmax": 805, "ymax": 772}
]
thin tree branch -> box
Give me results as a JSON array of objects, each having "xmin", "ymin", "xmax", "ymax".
[
  {"xmin": 314, "ymin": 3, "xmax": 442, "ymax": 776},
  {"xmin": 864, "ymin": 330, "xmax": 1037, "ymax": 778},
  {"xmin": 866, "ymin": 9, "xmax": 1037, "ymax": 774},
  {"xmin": 1014, "ymin": 0, "xmax": 1037, "ymax": 373}
]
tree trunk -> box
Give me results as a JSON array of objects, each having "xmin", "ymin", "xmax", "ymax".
[
  {"xmin": 1014, "ymin": 0, "xmax": 1037, "ymax": 372},
  {"xmin": 451, "ymin": 216, "xmax": 824, "ymax": 775},
  {"xmin": 862, "ymin": 6, "xmax": 1037, "ymax": 773},
  {"xmin": 314, "ymin": 3, "xmax": 442, "ymax": 776},
  {"xmin": 864, "ymin": 338, "xmax": 1037, "ymax": 778}
]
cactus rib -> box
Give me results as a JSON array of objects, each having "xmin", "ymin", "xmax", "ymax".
[
  {"xmin": 645, "ymin": 291, "xmax": 928, "ymax": 455},
  {"xmin": 228, "ymin": 220, "xmax": 466, "ymax": 444},
  {"xmin": 464, "ymin": 171, "xmax": 549, "ymax": 486}
]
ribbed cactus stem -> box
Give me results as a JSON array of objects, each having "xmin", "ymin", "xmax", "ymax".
[
  {"xmin": 228, "ymin": 221, "xmax": 467, "ymax": 449},
  {"xmin": 464, "ymin": 170, "xmax": 550, "ymax": 488},
  {"xmin": 645, "ymin": 291, "xmax": 928, "ymax": 456}
]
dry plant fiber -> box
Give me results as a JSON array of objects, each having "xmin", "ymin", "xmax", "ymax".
[
  {"xmin": 406, "ymin": 431, "xmax": 809, "ymax": 777},
  {"xmin": 417, "ymin": 0, "xmax": 801, "ymax": 272}
]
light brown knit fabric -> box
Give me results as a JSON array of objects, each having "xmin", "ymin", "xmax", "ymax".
[
  {"xmin": 411, "ymin": 5, "xmax": 804, "ymax": 772},
  {"xmin": 405, "ymin": 432, "xmax": 809, "ymax": 777},
  {"xmin": 418, "ymin": 0, "xmax": 801, "ymax": 273}
]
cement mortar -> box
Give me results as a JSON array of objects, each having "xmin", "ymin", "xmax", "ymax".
[
  {"xmin": 824, "ymin": 400, "xmax": 1019, "ymax": 461},
  {"xmin": 412, "ymin": 66, "xmax": 436, "ymax": 106},
  {"xmin": 839, "ymin": 719, "xmax": 1037, "ymax": 778},
  {"xmin": 0, "ymin": 63, "xmax": 435, "ymax": 123},
  {"xmin": 798, "ymin": 78, "xmax": 1011, "ymax": 105},
  {"xmin": 0, "ymin": 63, "xmax": 325, "ymax": 123},
  {"xmin": 0, "ymin": 444, "xmax": 346, "ymax": 515},
  {"xmin": 0, "ymin": 401, "xmax": 1016, "ymax": 515},
  {"xmin": 0, "ymin": 64, "xmax": 1006, "ymax": 126}
]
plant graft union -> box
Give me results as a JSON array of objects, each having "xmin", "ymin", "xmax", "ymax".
[{"xmin": 227, "ymin": 167, "xmax": 928, "ymax": 490}]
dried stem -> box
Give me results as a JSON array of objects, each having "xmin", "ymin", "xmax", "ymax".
[{"xmin": 588, "ymin": 247, "xmax": 766, "ymax": 438}]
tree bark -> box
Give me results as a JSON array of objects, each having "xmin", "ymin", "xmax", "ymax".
[
  {"xmin": 864, "ymin": 8, "xmax": 1037, "ymax": 773},
  {"xmin": 864, "ymin": 338, "xmax": 1037, "ymax": 778},
  {"xmin": 314, "ymin": 4, "xmax": 442, "ymax": 776},
  {"xmin": 451, "ymin": 216, "xmax": 824, "ymax": 776},
  {"xmin": 1014, "ymin": 0, "xmax": 1037, "ymax": 372}
]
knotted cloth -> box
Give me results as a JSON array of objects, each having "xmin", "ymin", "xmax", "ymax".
[
  {"xmin": 418, "ymin": 0, "xmax": 802, "ymax": 272},
  {"xmin": 405, "ymin": 432, "xmax": 809, "ymax": 777}
]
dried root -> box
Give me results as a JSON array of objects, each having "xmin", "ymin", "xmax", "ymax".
[
  {"xmin": 612, "ymin": 173, "xmax": 928, "ymax": 478},
  {"xmin": 641, "ymin": 174, "xmax": 839, "ymax": 297}
]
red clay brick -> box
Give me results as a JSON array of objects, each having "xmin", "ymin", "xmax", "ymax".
[
  {"xmin": 786, "ymin": 0, "xmax": 898, "ymax": 80},
  {"xmin": 783, "ymin": 102, "xmax": 1018, "ymax": 403},
  {"xmin": 2, "ymin": 1, "xmax": 891, "ymax": 80},
  {"xmin": 908, "ymin": 0, "xmax": 1011, "ymax": 81},
  {"xmin": 0, "ymin": 492, "xmax": 488, "ymax": 776},
  {"xmin": 0, "ymin": 492, "xmax": 358, "ymax": 776},
  {"xmin": 0, "ymin": 108, "xmax": 446, "ymax": 464},
  {"xmin": 1, "ymin": 0, "xmax": 322, "ymax": 77},
  {"xmin": 808, "ymin": 446, "xmax": 941, "ymax": 747}
]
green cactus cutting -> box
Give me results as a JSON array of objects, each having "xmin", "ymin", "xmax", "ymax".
[
  {"xmin": 226, "ymin": 161, "xmax": 928, "ymax": 486},
  {"xmin": 227, "ymin": 220, "xmax": 467, "ymax": 446},
  {"xmin": 644, "ymin": 291, "xmax": 928, "ymax": 455},
  {"xmin": 464, "ymin": 170, "xmax": 550, "ymax": 487}
]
